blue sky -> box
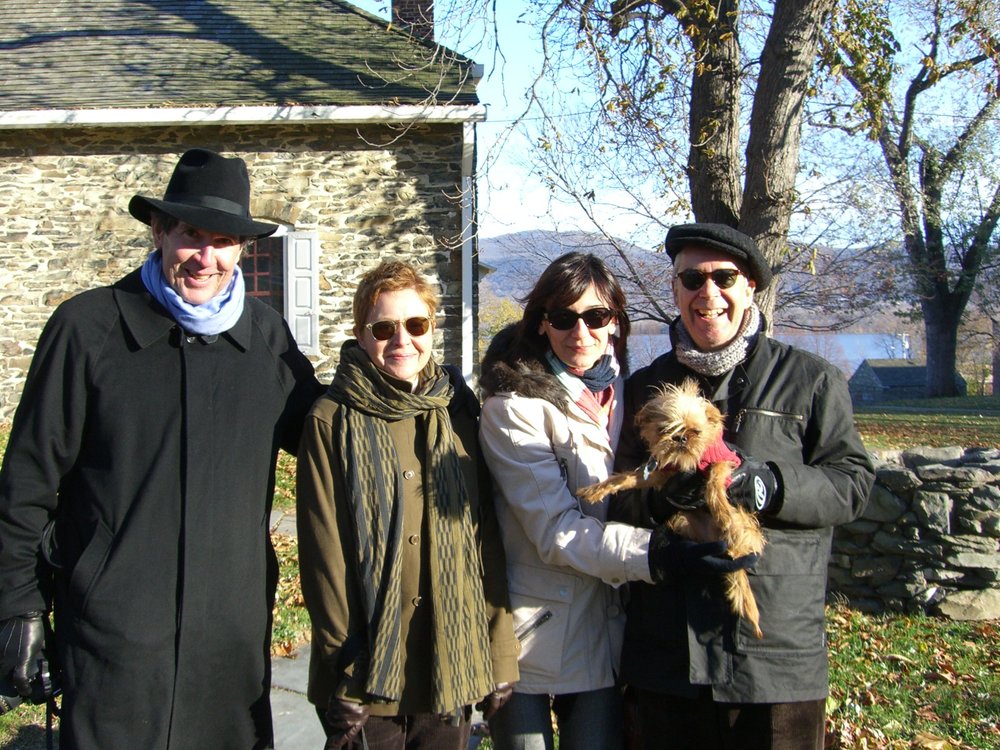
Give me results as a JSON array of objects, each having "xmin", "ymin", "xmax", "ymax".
[{"xmin": 348, "ymin": 1, "xmax": 601, "ymax": 239}]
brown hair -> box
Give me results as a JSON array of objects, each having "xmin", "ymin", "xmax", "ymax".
[
  {"xmin": 148, "ymin": 209, "xmax": 250, "ymax": 246},
  {"xmin": 515, "ymin": 252, "xmax": 630, "ymax": 367}
]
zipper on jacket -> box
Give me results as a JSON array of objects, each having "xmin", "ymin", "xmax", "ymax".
[
  {"xmin": 732, "ymin": 407, "xmax": 804, "ymax": 434},
  {"xmin": 557, "ymin": 457, "xmax": 569, "ymax": 483},
  {"xmin": 514, "ymin": 609, "xmax": 553, "ymax": 642}
]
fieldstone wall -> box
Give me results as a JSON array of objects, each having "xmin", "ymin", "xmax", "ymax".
[
  {"xmin": 830, "ymin": 446, "xmax": 1000, "ymax": 620},
  {"xmin": 0, "ymin": 122, "xmax": 477, "ymax": 420}
]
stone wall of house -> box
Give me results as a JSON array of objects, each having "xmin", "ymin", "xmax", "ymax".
[
  {"xmin": 0, "ymin": 122, "xmax": 477, "ymax": 420},
  {"xmin": 830, "ymin": 446, "xmax": 1000, "ymax": 620}
]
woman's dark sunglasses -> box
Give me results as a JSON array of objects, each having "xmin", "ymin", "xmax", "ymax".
[
  {"xmin": 365, "ymin": 316, "xmax": 432, "ymax": 341},
  {"xmin": 544, "ymin": 307, "xmax": 614, "ymax": 331},
  {"xmin": 676, "ymin": 268, "xmax": 742, "ymax": 291}
]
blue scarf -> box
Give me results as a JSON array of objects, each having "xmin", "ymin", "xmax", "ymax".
[
  {"xmin": 140, "ymin": 250, "xmax": 246, "ymax": 335},
  {"xmin": 545, "ymin": 343, "xmax": 621, "ymax": 431},
  {"xmin": 545, "ymin": 343, "xmax": 619, "ymax": 393}
]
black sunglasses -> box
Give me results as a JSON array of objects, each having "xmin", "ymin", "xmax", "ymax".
[
  {"xmin": 676, "ymin": 268, "xmax": 742, "ymax": 291},
  {"xmin": 544, "ymin": 307, "xmax": 615, "ymax": 331},
  {"xmin": 365, "ymin": 316, "xmax": 432, "ymax": 341}
]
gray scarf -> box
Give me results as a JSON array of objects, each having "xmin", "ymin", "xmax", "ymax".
[{"xmin": 675, "ymin": 305, "xmax": 761, "ymax": 376}]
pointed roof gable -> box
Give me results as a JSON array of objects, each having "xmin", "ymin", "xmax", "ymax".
[{"xmin": 0, "ymin": 0, "xmax": 479, "ymax": 111}]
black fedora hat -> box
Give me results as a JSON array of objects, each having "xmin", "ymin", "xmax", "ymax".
[{"xmin": 129, "ymin": 148, "xmax": 278, "ymax": 239}]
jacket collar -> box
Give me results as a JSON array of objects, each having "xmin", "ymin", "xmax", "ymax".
[
  {"xmin": 113, "ymin": 267, "xmax": 251, "ymax": 351},
  {"xmin": 481, "ymin": 324, "xmax": 568, "ymax": 410}
]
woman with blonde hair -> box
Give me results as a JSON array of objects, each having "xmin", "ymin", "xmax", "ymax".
[{"xmin": 297, "ymin": 260, "xmax": 519, "ymax": 749}]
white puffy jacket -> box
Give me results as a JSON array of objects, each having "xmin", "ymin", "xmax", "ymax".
[{"xmin": 480, "ymin": 362, "xmax": 652, "ymax": 695}]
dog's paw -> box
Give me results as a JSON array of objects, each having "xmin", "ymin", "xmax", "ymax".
[{"xmin": 576, "ymin": 483, "xmax": 608, "ymax": 504}]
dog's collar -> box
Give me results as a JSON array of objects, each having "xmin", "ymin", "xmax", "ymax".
[{"xmin": 665, "ymin": 494, "xmax": 705, "ymax": 511}]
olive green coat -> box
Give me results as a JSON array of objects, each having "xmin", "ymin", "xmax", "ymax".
[{"xmin": 296, "ymin": 370, "xmax": 519, "ymax": 716}]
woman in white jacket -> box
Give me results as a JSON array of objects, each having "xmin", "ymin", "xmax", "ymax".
[{"xmin": 478, "ymin": 252, "xmax": 748, "ymax": 750}]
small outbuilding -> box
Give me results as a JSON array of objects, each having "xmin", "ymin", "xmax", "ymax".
[{"xmin": 848, "ymin": 358, "xmax": 967, "ymax": 404}]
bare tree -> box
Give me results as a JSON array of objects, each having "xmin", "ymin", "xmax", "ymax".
[
  {"xmin": 422, "ymin": 0, "xmax": 910, "ymax": 332},
  {"xmin": 507, "ymin": 0, "xmax": 841, "ymax": 327},
  {"xmin": 408, "ymin": 0, "xmax": 995, "ymax": 365},
  {"xmin": 818, "ymin": 0, "xmax": 1000, "ymax": 395}
]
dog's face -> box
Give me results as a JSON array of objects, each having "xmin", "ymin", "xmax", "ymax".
[{"xmin": 635, "ymin": 378, "xmax": 725, "ymax": 472}]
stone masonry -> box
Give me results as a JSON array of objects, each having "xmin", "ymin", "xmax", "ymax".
[
  {"xmin": 0, "ymin": 123, "xmax": 478, "ymax": 420},
  {"xmin": 830, "ymin": 446, "xmax": 1000, "ymax": 620}
]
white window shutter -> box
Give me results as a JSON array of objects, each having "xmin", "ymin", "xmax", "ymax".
[{"xmin": 283, "ymin": 231, "xmax": 320, "ymax": 356}]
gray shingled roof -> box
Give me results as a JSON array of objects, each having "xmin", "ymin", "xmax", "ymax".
[
  {"xmin": 0, "ymin": 0, "xmax": 479, "ymax": 111},
  {"xmin": 863, "ymin": 359, "xmax": 928, "ymax": 388}
]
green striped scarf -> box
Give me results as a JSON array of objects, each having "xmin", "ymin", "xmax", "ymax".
[{"xmin": 328, "ymin": 341, "xmax": 493, "ymax": 712}]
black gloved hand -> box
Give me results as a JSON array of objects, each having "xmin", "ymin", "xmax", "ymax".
[
  {"xmin": 647, "ymin": 526, "xmax": 759, "ymax": 583},
  {"xmin": 0, "ymin": 612, "xmax": 50, "ymax": 703},
  {"xmin": 727, "ymin": 455, "xmax": 781, "ymax": 514},
  {"xmin": 648, "ymin": 470, "xmax": 707, "ymax": 523},
  {"xmin": 323, "ymin": 697, "xmax": 370, "ymax": 749},
  {"xmin": 476, "ymin": 681, "xmax": 513, "ymax": 720},
  {"xmin": 0, "ymin": 676, "xmax": 23, "ymax": 715}
]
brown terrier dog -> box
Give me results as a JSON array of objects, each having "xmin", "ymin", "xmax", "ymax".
[{"xmin": 577, "ymin": 378, "xmax": 765, "ymax": 638}]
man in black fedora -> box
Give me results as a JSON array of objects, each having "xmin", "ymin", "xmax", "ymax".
[
  {"xmin": 612, "ymin": 223, "xmax": 874, "ymax": 749},
  {"xmin": 0, "ymin": 148, "xmax": 322, "ymax": 749}
]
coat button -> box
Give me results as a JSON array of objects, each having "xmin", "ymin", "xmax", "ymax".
[
  {"xmin": 403, "ymin": 470, "xmax": 416, "ymax": 480},
  {"xmin": 408, "ymin": 534, "xmax": 420, "ymax": 545},
  {"xmin": 607, "ymin": 605, "xmax": 621, "ymax": 618},
  {"xmin": 411, "ymin": 596, "xmax": 422, "ymax": 607}
]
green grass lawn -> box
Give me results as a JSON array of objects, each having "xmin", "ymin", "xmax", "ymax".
[
  {"xmin": 854, "ymin": 396, "xmax": 1000, "ymax": 452},
  {"xmin": 1, "ymin": 396, "xmax": 998, "ymax": 747},
  {"xmin": 826, "ymin": 604, "xmax": 1000, "ymax": 748}
]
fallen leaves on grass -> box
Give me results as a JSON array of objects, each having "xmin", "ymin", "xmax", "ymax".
[
  {"xmin": 271, "ymin": 532, "xmax": 310, "ymax": 657},
  {"xmin": 825, "ymin": 605, "xmax": 999, "ymax": 749},
  {"xmin": 912, "ymin": 732, "xmax": 960, "ymax": 750}
]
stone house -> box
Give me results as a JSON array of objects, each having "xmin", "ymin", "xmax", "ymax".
[
  {"xmin": 0, "ymin": 0, "xmax": 486, "ymax": 420},
  {"xmin": 848, "ymin": 358, "xmax": 967, "ymax": 404}
]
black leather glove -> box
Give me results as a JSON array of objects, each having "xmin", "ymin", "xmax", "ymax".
[
  {"xmin": 476, "ymin": 681, "xmax": 513, "ymax": 721},
  {"xmin": 0, "ymin": 612, "xmax": 51, "ymax": 703},
  {"xmin": 0, "ymin": 676, "xmax": 23, "ymax": 715},
  {"xmin": 648, "ymin": 470, "xmax": 707, "ymax": 522},
  {"xmin": 647, "ymin": 526, "xmax": 759, "ymax": 583},
  {"xmin": 728, "ymin": 455, "xmax": 781, "ymax": 514},
  {"xmin": 323, "ymin": 697, "xmax": 370, "ymax": 749}
]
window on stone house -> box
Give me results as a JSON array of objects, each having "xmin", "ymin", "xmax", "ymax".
[
  {"xmin": 243, "ymin": 236, "xmax": 285, "ymax": 313},
  {"xmin": 240, "ymin": 230, "xmax": 320, "ymax": 356}
]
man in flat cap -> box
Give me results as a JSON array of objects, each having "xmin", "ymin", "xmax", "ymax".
[
  {"xmin": 0, "ymin": 148, "xmax": 322, "ymax": 749},
  {"xmin": 612, "ymin": 223, "xmax": 874, "ymax": 749}
]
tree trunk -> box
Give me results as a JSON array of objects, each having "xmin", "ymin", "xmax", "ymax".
[
  {"xmin": 682, "ymin": 0, "xmax": 835, "ymax": 325},
  {"xmin": 922, "ymin": 297, "xmax": 961, "ymax": 397},
  {"xmin": 685, "ymin": 0, "xmax": 742, "ymax": 227},
  {"xmin": 993, "ymin": 318, "xmax": 1000, "ymax": 398},
  {"xmin": 742, "ymin": 0, "xmax": 835, "ymax": 326}
]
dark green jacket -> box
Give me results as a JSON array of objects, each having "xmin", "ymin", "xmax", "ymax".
[{"xmin": 614, "ymin": 327, "xmax": 874, "ymax": 703}]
